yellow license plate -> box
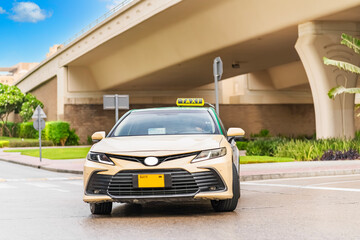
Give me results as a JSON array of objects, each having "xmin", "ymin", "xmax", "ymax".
[{"xmin": 138, "ymin": 174, "xmax": 165, "ymax": 188}]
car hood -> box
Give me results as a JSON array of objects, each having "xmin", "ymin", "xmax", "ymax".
[{"xmin": 91, "ymin": 135, "xmax": 224, "ymax": 157}]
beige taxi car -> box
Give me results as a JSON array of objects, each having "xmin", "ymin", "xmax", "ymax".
[{"xmin": 83, "ymin": 98, "xmax": 245, "ymax": 215}]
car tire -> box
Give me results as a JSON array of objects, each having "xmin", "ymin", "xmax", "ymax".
[
  {"xmin": 90, "ymin": 202, "xmax": 112, "ymax": 215},
  {"xmin": 211, "ymin": 163, "xmax": 240, "ymax": 212}
]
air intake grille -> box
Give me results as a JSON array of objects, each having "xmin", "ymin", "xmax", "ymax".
[
  {"xmin": 86, "ymin": 169, "xmax": 226, "ymax": 198},
  {"xmin": 86, "ymin": 172, "xmax": 112, "ymax": 195},
  {"xmin": 108, "ymin": 169, "xmax": 199, "ymax": 197}
]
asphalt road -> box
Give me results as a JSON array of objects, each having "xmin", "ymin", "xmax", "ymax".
[{"xmin": 1, "ymin": 161, "xmax": 360, "ymax": 240}]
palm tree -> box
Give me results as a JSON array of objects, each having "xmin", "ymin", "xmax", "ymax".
[{"xmin": 323, "ymin": 33, "xmax": 360, "ymax": 99}]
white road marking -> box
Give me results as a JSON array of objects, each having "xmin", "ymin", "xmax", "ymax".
[
  {"xmin": 242, "ymin": 182, "xmax": 360, "ymax": 193},
  {"xmin": 48, "ymin": 188, "xmax": 70, "ymax": 193},
  {"xmin": 0, "ymin": 184, "xmax": 16, "ymax": 189},
  {"xmin": 245, "ymin": 174, "xmax": 360, "ymax": 183},
  {"xmin": 1, "ymin": 177, "xmax": 82, "ymax": 183},
  {"xmin": 25, "ymin": 182, "xmax": 60, "ymax": 188},
  {"xmin": 65, "ymin": 181, "xmax": 83, "ymax": 186},
  {"xmin": 311, "ymin": 179, "xmax": 360, "ymax": 186}
]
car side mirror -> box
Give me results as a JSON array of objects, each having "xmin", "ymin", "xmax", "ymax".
[
  {"xmin": 227, "ymin": 128, "xmax": 245, "ymax": 142},
  {"xmin": 92, "ymin": 131, "xmax": 106, "ymax": 143}
]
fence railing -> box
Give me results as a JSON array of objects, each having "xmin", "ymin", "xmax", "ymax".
[{"xmin": 61, "ymin": 0, "xmax": 134, "ymax": 47}]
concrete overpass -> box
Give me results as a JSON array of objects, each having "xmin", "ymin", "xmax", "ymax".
[{"xmin": 15, "ymin": 0, "xmax": 360, "ymax": 142}]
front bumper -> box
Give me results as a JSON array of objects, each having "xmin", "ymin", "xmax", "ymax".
[{"xmin": 83, "ymin": 154, "xmax": 234, "ymax": 203}]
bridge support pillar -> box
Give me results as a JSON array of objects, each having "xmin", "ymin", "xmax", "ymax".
[
  {"xmin": 295, "ymin": 22, "xmax": 360, "ymax": 139},
  {"xmin": 56, "ymin": 67, "xmax": 67, "ymax": 121}
]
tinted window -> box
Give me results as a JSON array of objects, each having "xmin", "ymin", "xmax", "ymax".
[{"xmin": 112, "ymin": 110, "xmax": 219, "ymax": 136}]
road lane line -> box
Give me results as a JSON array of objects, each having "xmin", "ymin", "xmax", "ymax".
[
  {"xmin": 242, "ymin": 182, "xmax": 360, "ymax": 192},
  {"xmin": 244, "ymin": 174, "xmax": 360, "ymax": 183},
  {"xmin": 65, "ymin": 181, "xmax": 83, "ymax": 186},
  {"xmin": 49, "ymin": 188, "xmax": 70, "ymax": 192},
  {"xmin": 1, "ymin": 177, "xmax": 82, "ymax": 183},
  {"xmin": 25, "ymin": 182, "xmax": 60, "ymax": 188},
  {"xmin": 310, "ymin": 179, "xmax": 360, "ymax": 186},
  {"xmin": 0, "ymin": 184, "xmax": 16, "ymax": 189}
]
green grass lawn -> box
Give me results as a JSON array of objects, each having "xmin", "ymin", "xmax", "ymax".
[
  {"xmin": 240, "ymin": 156, "xmax": 295, "ymax": 164},
  {"xmin": 4, "ymin": 146, "xmax": 295, "ymax": 162},
  {"xmin": 4, "ymin": 147, "xmax": 91, "ymax": 160}
]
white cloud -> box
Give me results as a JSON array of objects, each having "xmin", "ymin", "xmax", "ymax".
[
  {"xmin": 9, "ymin": 2, "xmax": 51, "ymax": 23},
  {"xmin": 0, "ymin": 7, "xmax": 6, "ymax": 14}
]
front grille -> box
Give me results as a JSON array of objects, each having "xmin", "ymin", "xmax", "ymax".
[
  {"xmin": 108, "ymin": 169, "xmax": 199, "ymax": 197},
  {"xmin": 193, "ymin": 169, "xmax": 225, "ymax": 192},
  {"xmin": 86, "ymin": 172, "xmax": 112, "ymax": 195},
  {"xmin": 106, "ymin": 152, "xmax": 200, "ymax": 166},
  {"xmin": 86, "ymin": 169, "xmax": 226, "ymax": 198}
]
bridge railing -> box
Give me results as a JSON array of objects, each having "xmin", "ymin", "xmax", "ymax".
[{"xmin": 61, "ymin": 0, "xmax": 134, "ymax": 47}]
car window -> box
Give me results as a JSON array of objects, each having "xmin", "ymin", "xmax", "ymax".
[{"xmin": 112, "ymin": 110, "xmax": 219, "ymax": 136}]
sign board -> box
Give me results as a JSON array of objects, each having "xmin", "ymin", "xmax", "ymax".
[
  {"xmin": 213, "ymin": 57, "xmax": 223, "ymax": 79},
  {"xmin": 31, "ymin": 105, "xmax": 47, "ymax": 119},
  {"xmin": 103, "ymin": 95, "xmax": 129, "ymax": 110},
  {"xmin": 33, "ymin": 119, "xmax": 45, "ymax": 131}
]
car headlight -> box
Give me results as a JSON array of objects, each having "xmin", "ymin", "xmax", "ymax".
[
  {"xmin": 87, "ymin": 152, "xmax": 114, "ymax": 165},
  {"xmin": 191, "ymin": 147, "xmax": 226, "ymax": 163}
]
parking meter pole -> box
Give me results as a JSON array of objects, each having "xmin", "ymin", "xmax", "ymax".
[
  {"xmin": 115, "ymin": 94, "xmax": 119, "ymax": 123},
  {"xmin": 38, "ymin": 108, "xmax": 42, "ymax": 163}
]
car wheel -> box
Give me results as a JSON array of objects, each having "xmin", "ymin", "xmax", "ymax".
[
  {"xmin": 90, "ymin": 202, "xmax": 112, "ymax": 215},
  {"xmin": 211, "ymin": 163, "xmax": 240, "ymax": 212}
]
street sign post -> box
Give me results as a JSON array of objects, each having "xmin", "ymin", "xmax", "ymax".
[
  {"xmin": 103, "ymin": 94, "xmax": 129, "ymax": 123},
  {"xmin": 213, "ymin": 57, "xmax": 223, "ymax": 115},
  {"xmin": 32, "ymin": 105, "xmax": 47, "ymax": 163}
]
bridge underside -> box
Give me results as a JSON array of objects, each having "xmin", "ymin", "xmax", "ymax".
[{"xmin": 15, "ymin": 0, "xmax": 360, "ymax": 142}]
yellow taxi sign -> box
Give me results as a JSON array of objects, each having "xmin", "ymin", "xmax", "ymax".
[{"xmin": 176, "ymin": 98, "xmax": 204, "ymax": 107}]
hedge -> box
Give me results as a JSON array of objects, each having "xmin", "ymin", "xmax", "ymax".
[
  {"xmin": 44, "ymin": 121, "xmax": 70, "ymax": 146},
  {"xmin": 1, "ymin": 121, "xmax": 79, "ymax": 146},
  {"xmin": 0, "ymin": 140, "xmax": 10, "ymax": 148}
]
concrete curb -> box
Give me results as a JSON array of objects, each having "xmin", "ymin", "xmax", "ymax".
[
  {"xmin": 0, "ymin": 158, "xmax": 83, "ymax": 175},
  {"xmin": 240, "ymin": 169, "xmax": 360, "ymax": 181}
]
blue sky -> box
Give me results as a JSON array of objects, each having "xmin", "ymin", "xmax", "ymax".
[{"xmin": 0, "ymin": 0, "xmax": 124, "ymax": 67}]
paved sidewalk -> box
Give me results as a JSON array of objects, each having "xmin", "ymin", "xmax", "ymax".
[
  {"xmin": 0, "ymin": 149, "xmax": 84, "ymax": 174},
  {"xmin": 1, "ymin": 149, "xmax": 360, "ymax": 181}
]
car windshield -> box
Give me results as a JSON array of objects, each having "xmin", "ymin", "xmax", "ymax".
[{"xmin": 111, "ymin": 109, "xmax": 218, "ymax": 136}]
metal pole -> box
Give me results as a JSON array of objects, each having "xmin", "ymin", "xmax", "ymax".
[
  {"xmin": 115, "ymin": 94, "xmax": 119, "ymax": 122},
  {"xmin": 38, "ymin": 108, "xmax": 42, "ymax": 163},
  {"xmin": 214, "ymin": 76, "xmax": 219, "ymax": 115}
]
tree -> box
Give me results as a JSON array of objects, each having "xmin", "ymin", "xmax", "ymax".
[
  {"xmin": 20, "ymin": 93, "xmax": 44, "ymax": 122},
  {"xmin": 323, "ymin": 33, "xmax": 360, "ymax": 99},
  {"xmin": 0, "ymin": 83, "xmax": 24, "ymax": 136},
  {"xmin": 0, "ymin": 84, "xmax": 43, "ymax": 137}
]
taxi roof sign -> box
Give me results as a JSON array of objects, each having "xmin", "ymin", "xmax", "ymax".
[{"xmin": 176, "ymin": 98, "xmax": 204, "ymax": 107}]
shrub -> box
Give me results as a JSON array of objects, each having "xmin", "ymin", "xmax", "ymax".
[
  {"xmin": 320, "ymin": 149, "xmax": 360, "ymax": 160},
  {"xmin": 19, "ymin": 122, "xmax": 39, "ymax": 138},
  {"xmin": 87, "ymin": 136, "xmax": 93, "ymax": 145},
  {"xmin": 246, "ymin": 138, "xmax": 288, "ymax": 156},
  {"xmin": 250, "ymin": 129, "xmax": 271, "ymax": 138},
  {"xmin": 0, "ymin": 140, "xmax": 10, "ymax": 148},
  {"xmin": 275, "ymin": 138, "xmax": 360, "ymax": 161},
  {"xmin": 65, "ymin": 129, "xmax": 80, "ymax": 146},
  {"xmin": 9, "ymin": 140, "xmax": 53, "ymax": 148},
  {"xmin": 45, "ymin": 121, "xmax": 70, "ymax": 146},
  {"xmin": 236, "ymin": 141, "xmax": 248, "ymax": 150}
]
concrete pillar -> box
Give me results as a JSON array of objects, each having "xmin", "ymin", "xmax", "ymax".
[
  {"xmin": 56, "ymin": 66, "xmax": 67, "ymax": 121},
  {"xmin": 295, "ymin": 22, "xmax": 360, "ymax": 139}
]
